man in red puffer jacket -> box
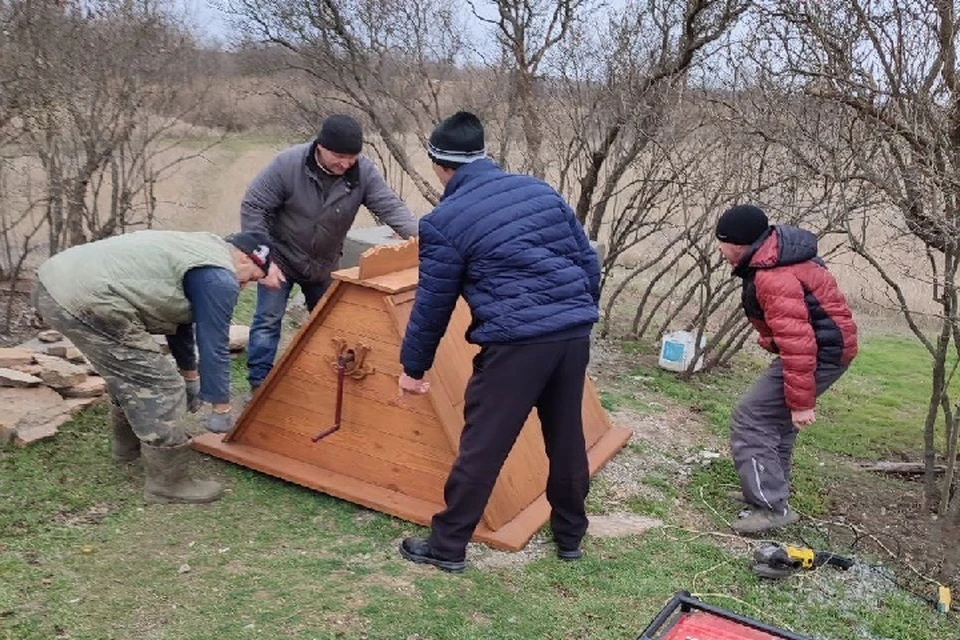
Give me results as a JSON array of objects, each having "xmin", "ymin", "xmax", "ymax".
[{"xmin": 716, "ymin": 205, "xmax": 858, "ymax": 534}]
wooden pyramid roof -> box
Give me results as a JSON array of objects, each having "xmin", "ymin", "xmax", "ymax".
[{"xmin": 194, "ymin": 239, "xmax": 631, "ymax": 551}]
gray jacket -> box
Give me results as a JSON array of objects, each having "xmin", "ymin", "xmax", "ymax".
[{"xmin": 240, "ymin": 140, "xmax": 418, "ymax": 283}]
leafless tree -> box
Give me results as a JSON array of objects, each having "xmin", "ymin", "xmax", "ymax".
[
  {"xmin": 747, "ymin": 0, "xmax": 960, "ymax": 579},
  {"xmin": 0, "ymin": 0, "xmax": 218, "ymax": 331},
  {"xmin": 547, "ymin": 0, "xmax": 749, "ymax": 240},
  {"xmin": 227, "ymin": 0, "xmax": 477, "ymax": 205},
  {"xmin": 17, "ymin": 1, "xmax": 216, "ymax": 251},
  {"xmin": 467, "ymin": 0, "xmax": 586, "ymax": 177},
  {"xmin": 0, "ymin": 1, "xmax": 55, "ymax": 329}
]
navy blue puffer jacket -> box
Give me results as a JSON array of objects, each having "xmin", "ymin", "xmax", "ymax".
[{"xmin": 400, "ymin": 159, "xmax": 600, "ymax": 378}]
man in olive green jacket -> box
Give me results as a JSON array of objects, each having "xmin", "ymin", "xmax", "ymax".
[{"xmin": 33, "ymin": 230, "xmax": 271, "ymax": 504}]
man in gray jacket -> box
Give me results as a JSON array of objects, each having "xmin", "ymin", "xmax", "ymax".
[{"xmin": 240, "ymin": 114, "xmax": 418, "ymax": 391}]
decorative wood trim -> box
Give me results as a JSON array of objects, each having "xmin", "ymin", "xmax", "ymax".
[{"xmin": 358, "ymin": 238, "xmax": 419, "ymax": 279}]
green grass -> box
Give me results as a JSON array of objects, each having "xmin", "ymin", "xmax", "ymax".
[
  {"xmin": 2, "ymin": 332, "xmax": 959, "ymax": 639},
  {"xmin": 627, "ymin": 335, "xmax": 952, "ymax": 460},
  {"xmin": 621, "ymin": 334, "xmax": 949, "ymax": 524},
  {"xmin": 687, "ymin": 452, "xmax": 827, "ymax": 518},
  {"xmin": 3, "ymin": 411, "xmax": 954, "ymax": 640},
  {"xmin": 815, "ymin": 335, "xmax": 959, "ymax": 458},
  {"xmin": 233, "ymin": 286, "xmax": 258, "ymax": 326},
  {"xmin": 165, "ymin": 132, "xmax": 300, "ymax": 153}
]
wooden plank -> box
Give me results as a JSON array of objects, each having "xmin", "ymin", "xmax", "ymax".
[
  {"xmin": 477, "ymin": 494, "xmax": 551, "ymax": 551},
  {"xmin": 194, "ymin": 420, "xmax": 631, "ymax": 552},
  {"xmin": 477, "ymin": 422, "xmax": 632, "ymax": 550},
  {"xmin": 860, "ymin": 461, "xmax": 944, "ymax": 474},
  {"xmin": 385, "ymin": 293, "xmax": 476, "ymax": 452},
  {"xmin": 483, "ymin": 416, "xmax": 549, "ymax": 530},
  {"xmin": 239, "ymin": 417, "xmax": 448, "ymax": 504},
  {"xmin": 581, "ymin": 377, "xmax": 614, "ymax": 449},
  {"xmin": 358, "ymin": 238, "xmax": 419, "ymax": 278},
  {"xmin": 318, "ymin": 300, "xmax": 402, "ymax": 346},
  {"xmin": 338, "ymin": 285, "xmax": 404, "ymax": 312},
  {"xmin": 227, "ymin": 281, "xmax": 346, "ymax": 443},
  {"xmin": 431, "ymin": 298, "xmax": 479, "ymax": 409},
  {"xmin": 333, "ymin": 266, "xmax": 361, "ymax": 282},
  {"xmin": 587, "ymin": 423, "xmax": 633, "ymax": 475},
  {"xmin": 335, "ymin": 267, "xmax": 418, "ymax": 294},
  {"xmin": 247, "ymin": 388, "xmax": 453, "ymax": 455},
  {"xmin": 266, "ymin": 371, "xmax": 447, "ymax": 444},
  {"xmin": 251, "ymin": 399, "xmax": 454, "ymax": 470},
  {"xmin": 390, "ymin": 290, "xmax": 416, "ymax": 305},
  {"xmin": 297, "ymin": 330, "xmax": 400, "ymax": 367},
  {"xmin": 270, "ymin": 363, "xmax": 437, "ymax": 423},
  {"xmin": 289, "ymin": 327, "xmax": 401, "ymax": 382},
  {"xmin": 193, "ymin": 435, "xmax": 446, "ymax": 526}
]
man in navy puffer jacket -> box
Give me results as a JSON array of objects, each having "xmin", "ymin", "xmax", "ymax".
[{"xmin": 397, "ymin": 111, "xmax": 601, "ymax": 572}]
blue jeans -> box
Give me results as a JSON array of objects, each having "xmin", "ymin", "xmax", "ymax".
[{"xmin": 247, "ymin": 279, "xmax": 330, "ymax": 387}]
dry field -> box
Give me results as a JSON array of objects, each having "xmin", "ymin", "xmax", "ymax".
[{"xmin": 0, "ymin": 126, "xmax": 939, "ymax": 337}]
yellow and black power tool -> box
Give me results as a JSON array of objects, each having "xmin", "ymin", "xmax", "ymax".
[{"xmin": 752, "ymin": 543, "xmax": 855, "ymax": 580}]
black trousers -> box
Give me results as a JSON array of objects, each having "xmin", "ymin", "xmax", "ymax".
[{"xmin": 427, "ymin": 338, "xmax": 591, "ymax": 560}]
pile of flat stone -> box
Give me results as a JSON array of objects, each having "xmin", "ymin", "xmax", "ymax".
[
  {"xmin": 0, "ymin": 324, "xmax": 252, "ymax": 448},
  {"xmin": 152, "ymin": 324, "xmax": 251, "ymax": 355},
  {"xmin": 0, "ymin": 329, "xmax": 107, "ymax": 447}
]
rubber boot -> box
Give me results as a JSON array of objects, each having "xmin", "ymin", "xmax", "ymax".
[
  {"xmin": 141, "ymin": 440, "xmax": 224, "ymax": 504},
  {"xmin": 110, "ymin": 402, "xmax": 141, "ymax": 462}
]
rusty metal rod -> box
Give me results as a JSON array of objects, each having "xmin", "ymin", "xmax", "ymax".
[{"xmin": 312, "ymin": 351, "xmax": 353, "ymax": 442}]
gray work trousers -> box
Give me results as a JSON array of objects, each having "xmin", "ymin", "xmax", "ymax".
[
  {"xmin": 33, "ymin": 284, "xmax": 188, "ymax": 447},
  {"xmin": 730, "ymin": 358, "xmax": 847, "ymax": 513}
]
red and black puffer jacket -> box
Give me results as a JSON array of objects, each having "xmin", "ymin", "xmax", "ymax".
[{"xmin": 735, "ymin": 226, "xmax": 858, "ymax": 410}]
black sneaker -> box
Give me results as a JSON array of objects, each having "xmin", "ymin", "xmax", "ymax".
[
  {"xmin": 399, "ymin": 537, "xmax": 466, "ymax": 573},
  {"xmin": 557, "ymin": 547, "xmax": 583, "ymax": 561}
]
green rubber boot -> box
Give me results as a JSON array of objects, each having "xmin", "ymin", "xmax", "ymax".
[
  {"xmin": 141, "ymin": 440, "xmax": 224, "ymax": 504},
  {"xmin": 110, "ymin": 402, "xmax": 141, "ymax": 462}
]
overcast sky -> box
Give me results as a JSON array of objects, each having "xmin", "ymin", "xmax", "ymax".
[
  {"xmin": 176, "ymin": 0, "xmax": 232, "ymax": 45},
  {"xmin": 176, "ymin": 0, "xmax": 572, "ymax": 49}
]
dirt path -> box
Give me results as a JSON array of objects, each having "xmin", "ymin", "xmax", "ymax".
[
  {"xmin": 149, "ymin": 137, "xmax": 403, "ymax": 236},
  {"xmin": 151, "ymin": 143, "xmax": 285, "ymax": 235}
]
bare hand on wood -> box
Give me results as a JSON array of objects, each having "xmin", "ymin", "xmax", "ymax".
[{"xmin": 398, "ymin": 373, "xmax": 430, "ymax": 402}]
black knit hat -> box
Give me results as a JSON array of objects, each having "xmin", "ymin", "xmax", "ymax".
[
  {"xmin": 427, "ymin": 111, "xmax": 486, "ymax": 167},
  {"xmin": 715, "ymin": 205, "xmax": 769, "ymax": 246},
  {"xmin": 318, "ymin": 114, "xmax": 364, "ymax": 155},
  {"xmin": 225, "ymin": 231, "xmax": 272, "ymax": 275}
]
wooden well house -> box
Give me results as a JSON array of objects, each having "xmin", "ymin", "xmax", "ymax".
[{"xmin": 193, "ymin": 240, "xmax": 632, "ymax": 551}]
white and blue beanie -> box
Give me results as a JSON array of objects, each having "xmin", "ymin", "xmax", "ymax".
[{"xmin": 427, "ymin": 111, "xmax": 486, "ymax": 167}]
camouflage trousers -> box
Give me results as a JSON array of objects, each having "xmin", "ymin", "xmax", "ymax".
[{"xmin": 33, "ymin": 284, "xmax": 188, "ymax": 447}]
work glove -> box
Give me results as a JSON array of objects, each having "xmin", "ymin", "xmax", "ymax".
[
  {"xmin": 206, "ymin": 410, "xmax": 234, "ymax": 434},
  {"xmin": 184, "ymin": 378, "xmax": 202, "ymax": 413}
]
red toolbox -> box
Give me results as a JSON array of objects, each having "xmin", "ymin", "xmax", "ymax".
[{"xmin": 637, "ymin": 591, "xmax": 814, "ymax": 640}]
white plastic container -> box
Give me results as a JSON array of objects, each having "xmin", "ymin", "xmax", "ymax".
[{"xmin": 658, "ymin": 331, "xmax": 706, "ymax": 373}]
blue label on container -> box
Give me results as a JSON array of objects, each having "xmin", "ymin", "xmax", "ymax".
[{"xmin": 662, "ymin": 340, "xmax": 685, "ymax": 362}]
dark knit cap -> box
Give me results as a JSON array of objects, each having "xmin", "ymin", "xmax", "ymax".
[
  {"xmin": 427, "ymin": 111, "xmax": 486, "ymax": 167},
  {"xmin": 318, "ymin": 114, "xmax": 364, "ymax": 155},
  {"xmin": 715, "ymin": 204, "xmax": 769, "ymax": 246},
  {"xmin": 225, "ymin": 231, "xmax": 272, "ymax": 274}
]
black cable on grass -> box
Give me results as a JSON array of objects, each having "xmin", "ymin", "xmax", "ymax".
[{"xmin": 794, "ymin": 514, "xmax": 954, "ymax": 617}]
